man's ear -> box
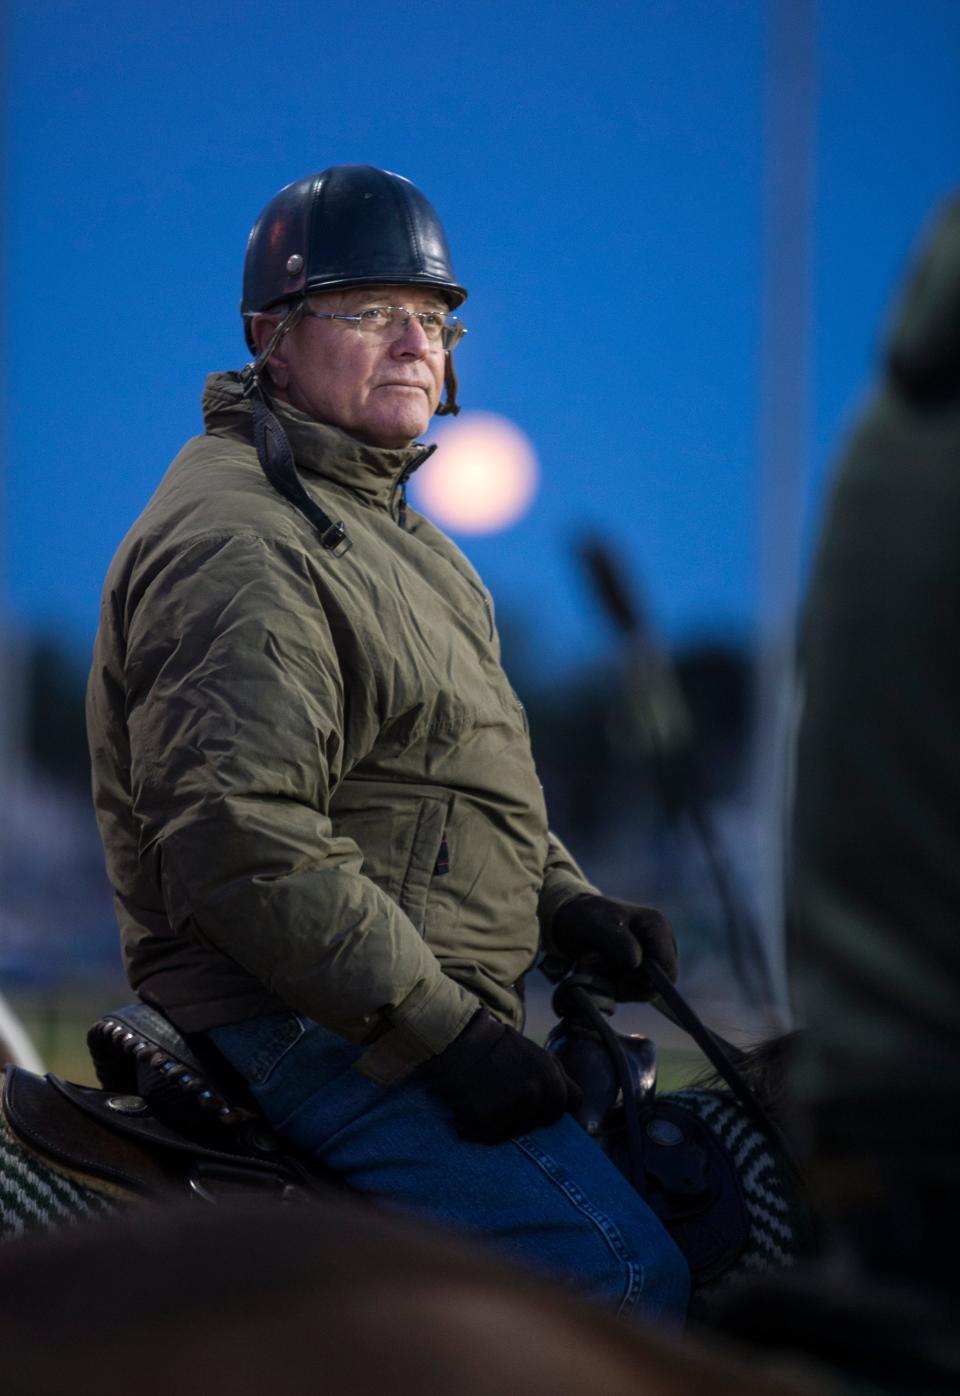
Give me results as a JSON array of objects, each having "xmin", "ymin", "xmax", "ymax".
[{"xmin": 250, "ymin": 314, "xmax": 291, "ymax": 390}]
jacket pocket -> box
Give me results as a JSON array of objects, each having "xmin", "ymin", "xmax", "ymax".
[
  {"xmin": 329, "ymin": 781, "xmax": 451, "ymax": 936},
  {"xmin": 398, "ymin": 797, "xmax": 449, "ymax": 934}
]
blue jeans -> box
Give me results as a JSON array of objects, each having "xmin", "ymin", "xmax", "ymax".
[{"xmin": 209, "ymin": 1012, "xmax": 689, "ymax": 1320}]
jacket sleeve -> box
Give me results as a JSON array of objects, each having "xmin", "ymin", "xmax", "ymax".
[
  {"xmin": 536, "ymin": 831, "xmax": 601, "ymax": 953},
  {"xmin": 124, "ymin": 531, "xmax": 478, "ymax": 1084}
]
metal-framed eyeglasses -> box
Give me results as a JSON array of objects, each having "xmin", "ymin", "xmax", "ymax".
[{"xmin": 302, "ymin": 303, "xmax": 467, "ymax": 351}]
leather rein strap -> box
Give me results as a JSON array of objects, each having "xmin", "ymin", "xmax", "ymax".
[{"xmin": 642, "ymin": 962, "xmax": 801, "ymax": 1175}]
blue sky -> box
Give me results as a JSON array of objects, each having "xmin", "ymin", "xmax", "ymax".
[{"xmin": 5, "ymin": 0, "xmax": 959, "ymax": 673}]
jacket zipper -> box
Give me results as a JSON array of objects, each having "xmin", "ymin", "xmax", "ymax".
[{"xmin": 394, "ymin": 447, "xmax": 432, "ymax": 530}]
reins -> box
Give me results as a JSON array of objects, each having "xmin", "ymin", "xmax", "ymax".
[
  {"xmin": 556, "ymin": 962, "xmax": 802, "ymax": 1184},
  {"xmin": 641, "ymin": 961, "xmax": 802, "ymax": 1175}
]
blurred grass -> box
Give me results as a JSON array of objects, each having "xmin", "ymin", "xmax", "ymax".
[
  {"xmin": 647, "ymin": 1046, "xmax": 709, "ymax": 1092},
  {"xmin": 7, "ymin": 980, "xmax": 129, "ymax": 1084}
]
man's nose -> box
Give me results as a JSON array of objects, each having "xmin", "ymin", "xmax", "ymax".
[{"xmin": 390, "ymin": 313, "xmax": 430, "ymax": 356}]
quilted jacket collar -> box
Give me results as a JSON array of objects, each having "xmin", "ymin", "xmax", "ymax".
[{"xmin": 201, "ymin": 371, "xmax": 432, "ymax": 511}]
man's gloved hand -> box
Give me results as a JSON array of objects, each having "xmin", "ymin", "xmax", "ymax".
[
  {"xmin": 419, "ymin": 1008, "xmax": 582, "ymax": 1144},
  {"xmin": 550, "ymin": 893, "xmax": 678, "ymax": 1001}
]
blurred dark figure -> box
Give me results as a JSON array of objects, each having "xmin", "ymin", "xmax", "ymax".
[
  {"xmin": 717, "ymin": 198, "xmax": 960, "ymax": 1391},
  {"xmin": 790, "ymin": 197, "xmax": 960, "ymax": 1282},
  {"xmin": 0, "ymin": 1200, "xmax": 823, "ymax": 1396}
]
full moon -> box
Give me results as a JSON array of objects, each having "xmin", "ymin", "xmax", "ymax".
[{"xmin": 411, "ymin": 412, "xmax": 540, "ymax": 534}]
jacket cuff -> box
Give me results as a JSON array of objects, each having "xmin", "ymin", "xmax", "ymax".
[
  {"xmin": 537, "ymin": 870, "xmax": 601, "ymax": 955},
  {"xmin": 354, "ymin": 975, "xmax": 480, "ymax": 1086}
]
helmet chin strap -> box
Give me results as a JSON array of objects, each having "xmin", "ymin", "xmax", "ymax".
[
  {"xmin": 243, "ymin": 300, "xmax": 306, "ymax": 391},
  {"xmin": 240, "ymin": 300, "xmax": 352, "ymax": 557},
  {"xmin": 435, "ymin": 351, "xmax": 461, "ymax": 416}
]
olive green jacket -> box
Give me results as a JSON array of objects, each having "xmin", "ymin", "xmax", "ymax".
[{"xmin": 87, "ymin": 372, "xmax": 596, "ymax": 1083}]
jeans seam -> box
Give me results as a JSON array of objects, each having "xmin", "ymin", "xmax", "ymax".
[{"xmin": 512, "ymin": 1134, "xmax": 645, "ymax": 1316}]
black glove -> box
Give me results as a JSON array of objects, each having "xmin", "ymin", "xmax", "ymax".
[
  {"xmin": 419, "ymin": 1008, "xmax": 582, "ymax": 1144},
  {"xmin": 550, "ymin": 893, "xmax": 678, "ymax": 1001}
]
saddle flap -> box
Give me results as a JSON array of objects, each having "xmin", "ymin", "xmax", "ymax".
[
  {"xmin": 2, "ymin": 1067, "xmax": 333, "ymax": 1205},
  {"xmin": 48, "ymin": 1076, "xmax": 288, "ymax": 1172},
  {"xmin": 1, "ymin": 1066, "xmax": 172, "ymax": 1196},
  {"xmin": 643, "ymin": 1137, "xmax": 710, "ymax": 1200},
  {"xmin": 635, "ymin": 1100, "xmax": 751, "ymax": 1285}
]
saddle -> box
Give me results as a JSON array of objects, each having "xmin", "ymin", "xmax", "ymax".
[
  {"xmin": 2, "ymin": 996, "xmax": 752, "ymax": 1294},
  {"xmin": 0, "ymin": 1003, "xmax": 334, "ymax": 1204},
  {"xmin": 603, "ymin": 1097, "xmax": 751, "ymax": 1289}
]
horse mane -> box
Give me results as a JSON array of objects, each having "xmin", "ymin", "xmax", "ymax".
[{"xmin": 683, "ymin": 1030, "xmax": 803, "ymax": 1125}]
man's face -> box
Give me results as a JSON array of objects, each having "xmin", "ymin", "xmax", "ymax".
[{"xmin": 257, "ymin": 284, "xmax": 448, "ymax": 448}]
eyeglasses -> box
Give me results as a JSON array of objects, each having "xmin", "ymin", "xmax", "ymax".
[{"xmin": 302, "ymin": 303, "xmax": 467, "ymax": 351}]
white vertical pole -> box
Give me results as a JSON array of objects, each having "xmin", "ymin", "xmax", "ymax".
[
  {"xmin": 752, "ymin": 0, "xmax": 819, "ymax": 1017},
  {"xmin": 0, "ymin": 4, "xmax": 39, "ymax": 1068}
]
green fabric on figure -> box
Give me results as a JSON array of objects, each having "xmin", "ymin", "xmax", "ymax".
[
  {"xmin": 789, "ymin": 197, "xmax": 960, "ymax": 1290},
  {"xmin": 709, "ymin": 198, "xmax": 960, "ymax": 1396}
]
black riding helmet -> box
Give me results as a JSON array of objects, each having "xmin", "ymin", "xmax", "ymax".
[{"xmin": 241, "ymin": 164, "xmax": 468, "ymax": 415}]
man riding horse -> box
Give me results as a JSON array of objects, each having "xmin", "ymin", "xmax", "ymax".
[{"xmin": 84, "ymin": 165, "xmax": 688, "ymax": 1318}]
